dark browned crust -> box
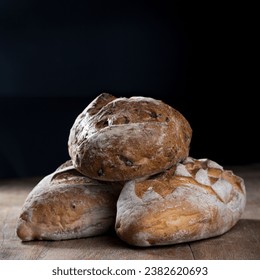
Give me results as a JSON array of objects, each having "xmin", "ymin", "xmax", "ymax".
[{"xmin": 68, "ymin": 94, "xmax": 192, "ymax": 181}]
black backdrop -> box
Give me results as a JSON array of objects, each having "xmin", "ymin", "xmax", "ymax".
[{"xmin": 0, "ymin": 1, "xmax": 258, "ymax": 178}]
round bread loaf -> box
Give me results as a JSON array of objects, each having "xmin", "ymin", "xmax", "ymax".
[
  {"xmin": 16, "ymin": 160, "xmax": 123, "ymax": 241},
  {"xmin": 68, "ymin": 93, "xmax": 192, "ymax": 181},
  {"xmin": 115, "ymin": 157, "xmax": 246, "ymax": 247}
]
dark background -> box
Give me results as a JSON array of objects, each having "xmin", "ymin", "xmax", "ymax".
[{"xmin": 0, "ymin": 1, "xmax": 258, "ymax": 178}]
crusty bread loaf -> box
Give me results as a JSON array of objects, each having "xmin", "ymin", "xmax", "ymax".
[
  {"xmin": 17, "ymin": 93, "xmax": 246, "ymax": 246},
  {"xmin": 115, "ymin": 157, "xmax": 246, "ymax": 247},
  {"xmin": 68, "ymin": 93, "xmax": 192, "ymax": 181},
  {"xmin": 16, "ymin": 160, "xmax": 122, "ymax": 241}
]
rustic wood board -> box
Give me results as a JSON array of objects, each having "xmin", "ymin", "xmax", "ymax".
[{"xmin": 0, "ymin": 165, "xmax": 260, "ymax": 260}]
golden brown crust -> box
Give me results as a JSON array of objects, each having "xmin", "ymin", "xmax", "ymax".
[
  {"xmin": 115, "ymin": 157, "xmax": 246, "ymax": 247},
  {"xmin": 16, "ymin": 161, "xmax": 122, "ymax": 241},
  {"xmin": 68, "ymin": 94, "xmax": 192, "ymax": 181}
]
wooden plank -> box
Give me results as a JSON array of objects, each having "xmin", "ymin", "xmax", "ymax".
[
  {"xmin": 238, "ymin": 165, "xmax": 260, "ymax": 220},
  {"xmin": 1, "ymin": 164, "xmax": 260, "ymax": 260},
  {"xmin": 189, "ymin": 219, "xmax": 260, "ymax": 260},
  {"xmin": 0, "ymin": 177, "xmax": 39, "ymax": 207},
  {"xmin": 37, "ymin": 234, "xmax": 194, "ymax": 260}
]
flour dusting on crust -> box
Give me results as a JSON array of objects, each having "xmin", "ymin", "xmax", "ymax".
[
  {"xmin": 16, "ymin": 161, "xmax": 122, "ymax": 241},
  {"xmin": 68, "ymin": 93, "xmax": 192, "ymax": 181},
  {"xmin": 115, "ymin": 157, "xmax": 246, "ymax": 247}
]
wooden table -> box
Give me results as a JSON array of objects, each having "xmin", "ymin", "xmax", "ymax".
[{"xmin": 1, "ymin": 164, "xmax": 260, "ymax": 260}]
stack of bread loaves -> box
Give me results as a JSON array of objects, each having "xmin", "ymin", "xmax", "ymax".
[{"xmin": 17, "ymin": 93, "xmax": 246, "ymax": 246}]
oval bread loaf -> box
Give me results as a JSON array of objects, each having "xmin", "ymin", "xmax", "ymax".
[
  {"xmin": 115, "ymin": 157, "xmax": 246, "ymax": 247},
  {"xmin": 16, "ymin": 160, "xmax": 123, "ymax": 241},
  {"xmin": 68, "ymin": 93, "xmax": 192, "ymax": 181}
]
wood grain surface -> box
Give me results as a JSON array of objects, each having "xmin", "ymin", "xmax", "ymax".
[{"xmin": 0, "ymin": 165, "xmax": 260, "ymax": 260}]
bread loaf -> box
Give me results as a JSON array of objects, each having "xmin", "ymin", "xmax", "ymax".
[
  {"xmin": 16, "ymin": 160, "xmax": 122, "ymax": 241},
  {"xmin": 115, "ymin": 157, "xmax": 246, "ymax": 247},
  {"xmin": 68, "ymin": 93, "xmax": 192, "ymax": 181},
  {"xmin": 17, "ymin": 93, "xmax": 246, "ymax": 247}
]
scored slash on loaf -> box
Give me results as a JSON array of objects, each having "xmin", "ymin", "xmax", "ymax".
[
  {"xmin": 16, "ymin": 93, "xmax": 246, "ymax": 246},
  {"xmin": 115, "ymin": 157, "xmax": 246, "ymax": 247}
]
